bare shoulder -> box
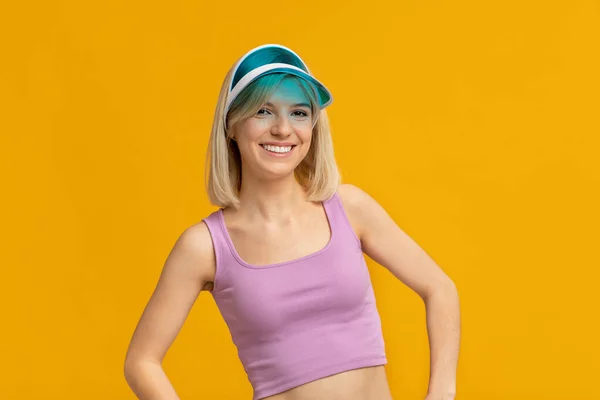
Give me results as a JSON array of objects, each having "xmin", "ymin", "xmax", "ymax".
[
  {"xmin": 337, "ymin": 183, "xmax": 371, "ymax": 207},
  {"xmin": 336, "ymin": 183, "xmax": 377, "ymax": 241},
  {"xmin": 177, "ymin": 220, "xmax": 215, "ymax": 258},
  {"xmin": 174, "ymin": 219, "xmax": 217, "ymax": 290}
]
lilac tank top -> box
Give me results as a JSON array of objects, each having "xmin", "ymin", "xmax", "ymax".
[{"xmin": 202, "ymin": 191, "xmax": 387, "ymax": 400}]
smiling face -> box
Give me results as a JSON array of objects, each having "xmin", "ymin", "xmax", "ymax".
[{"xmin": 231, "ymin": 77, "xmax": 316, "ymax": 181}]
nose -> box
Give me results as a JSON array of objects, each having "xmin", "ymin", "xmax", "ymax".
[{"xmin": 271, "ymin": 114, "xmax": 293, "ymax": 136}]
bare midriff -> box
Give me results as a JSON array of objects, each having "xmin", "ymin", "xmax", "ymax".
[{"xmin": 261, "ymin": 365, "xmax": 392, "ymax": 400}]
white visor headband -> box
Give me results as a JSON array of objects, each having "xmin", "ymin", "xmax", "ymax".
[{"xmin": 223, "ymin": 44, "xmax": 333, "ymax": 131}]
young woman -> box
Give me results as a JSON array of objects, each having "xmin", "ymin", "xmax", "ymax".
[{"xmin": 124, "ymin": 44, "xmax": 460, "ymax": 400}]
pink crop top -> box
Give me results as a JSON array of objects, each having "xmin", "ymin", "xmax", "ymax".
[{"xmin": 202, "ymin": 191, "xmax": 387, "ymax": 400}]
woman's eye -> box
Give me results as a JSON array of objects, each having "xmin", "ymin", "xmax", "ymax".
[
  {"xmin": 256, "ymin": 109, "xmax": 309, "ymax": 117},
  {"xmin": 257, "ymin": 108, "xmax": 271, "ymax": 115}
]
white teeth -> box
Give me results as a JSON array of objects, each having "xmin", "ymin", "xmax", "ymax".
[{"xmin": 262, "ymin": 144, "xmax": 293, "ymax": 153}]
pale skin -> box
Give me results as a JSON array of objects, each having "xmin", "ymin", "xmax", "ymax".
[{"xmin": 124, "ymin": 78, "xmax": 460, "ymax": 400}]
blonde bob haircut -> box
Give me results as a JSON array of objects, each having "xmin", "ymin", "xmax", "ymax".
[{"xmin": 205, "ymin": 62, "xmax": 341, "ymax": 209}]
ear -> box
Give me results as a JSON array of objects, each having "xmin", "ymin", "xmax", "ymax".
[{"xmin": 226, "ymin": 124, "xmax": 235, "ymax": 142}]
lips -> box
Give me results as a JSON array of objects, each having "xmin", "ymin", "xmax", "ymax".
[{"xmin": 260, "ymin": 143, "xmax": 295, "ymax": 152}]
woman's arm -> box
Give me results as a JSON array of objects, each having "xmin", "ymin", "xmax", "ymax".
[
  {"xmin": 422, "ymin": 284, "xmax": 460, "ymax": 399},
  {"xmin": 338, "ymin": 183, "xmax": 460, "ymax": 399},
  {"xmin": 124, "ymin": 222, "xmax": 216, "ymax": 399}
]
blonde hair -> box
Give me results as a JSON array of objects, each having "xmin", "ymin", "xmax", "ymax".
[{"xmin": 205, "ymin": 63, "xmax": 341, "ymax": 209}]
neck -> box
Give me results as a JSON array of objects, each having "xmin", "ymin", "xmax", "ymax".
[{"xmin": 236, "ymin": 173, "xmax": 308, "ymax": 222}]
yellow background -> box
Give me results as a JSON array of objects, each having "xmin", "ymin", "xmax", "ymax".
[{"xmin": 1, "ymin": 0, "xmax": 599, "ymax": 398}]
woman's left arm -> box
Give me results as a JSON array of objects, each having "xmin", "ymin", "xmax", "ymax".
[{"xmin": 339, "ymin": 184, "xmax": 460, "ymax": 400}]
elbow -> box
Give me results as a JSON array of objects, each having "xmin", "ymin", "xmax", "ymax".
[
  {"xmin": 123, "ymin": 356, "xmax": 150, "ymax": 383},
  {"xmin": 124, "ymin": 355, "xmax": 162, "ymax": 375},
  {"xmin": 442, "ymin": 277, "xmax": 457, "ymax": 292},
  {"xmin": 124, "ymin": 350, "xmax": 136, "ymax": 377},
  {"xmin": 423, "ymin": 277, "xmax": 458, "ymax": 301},
  {"xmin": 124, "ymin": 357, "xmax": 138, "ymax": 384},
  {"xmin": 124, "ymin": 345, "xmax": 164, "ymax": 381}
]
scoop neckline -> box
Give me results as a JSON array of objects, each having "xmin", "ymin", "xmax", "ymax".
[{"xmin": 217, "ymin": 196, "xmax": 335, "ymax": 269}]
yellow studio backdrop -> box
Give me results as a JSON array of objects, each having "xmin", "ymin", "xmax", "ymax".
[{"xmin": 1, "ymin": 0, "xmax": 598, "ymax": 399}]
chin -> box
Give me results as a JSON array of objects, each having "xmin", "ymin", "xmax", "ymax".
[{"xmin": 261, "ymin": 167, "xmax": 298, "ymax": 180}]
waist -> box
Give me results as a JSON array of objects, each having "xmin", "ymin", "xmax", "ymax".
[{"xmin": 261, "ymin": 364, "xmax": 392, "ymax": 400}]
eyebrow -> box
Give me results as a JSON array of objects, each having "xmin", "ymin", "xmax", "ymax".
[{"xmin": 265, "ymin": 101, "xmax": 311, "ymax": 109}]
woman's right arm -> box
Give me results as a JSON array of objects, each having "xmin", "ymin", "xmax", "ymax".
[{"xmin": 123, "ymin": 222, "xmax": 215, "ymax": 399}]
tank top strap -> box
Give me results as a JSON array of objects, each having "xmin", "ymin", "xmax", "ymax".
[
  {"xmin": 202, "ymin": 209, "xmax": 235, "ymax": 291},
  {"xmin": 323, "ymin": 190, "xmax": 362, "ymax": 249}
]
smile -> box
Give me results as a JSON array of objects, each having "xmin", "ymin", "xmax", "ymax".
[{"xmin": 260, "ymin": 144, "xmax": 295, "ymax": 154}]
